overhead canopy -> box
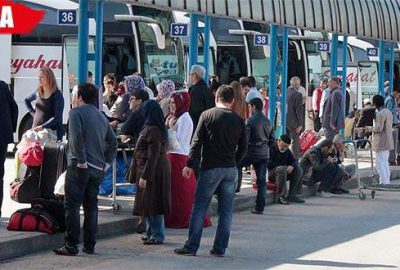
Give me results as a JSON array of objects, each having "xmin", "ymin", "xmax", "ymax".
[{"xmin": 112, "ymin": 0, "xmax": 400, "ymax": 42}]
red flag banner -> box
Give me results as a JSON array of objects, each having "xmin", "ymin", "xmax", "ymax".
[{"xmin": 0, "ymin": 0, "xmax": 45, "ymax": 34}]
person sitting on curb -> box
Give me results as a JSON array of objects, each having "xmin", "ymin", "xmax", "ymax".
[
  {"xmin": 268, "ymin": 134, "xmax": 305, "ymax": 205},
  {"xmin": 329, "ymin": 135, "xmax": 354, "ymax": 194},
  {"xmin": 299, "ymin": 139, "xmax": 336, "ymax": 198}
]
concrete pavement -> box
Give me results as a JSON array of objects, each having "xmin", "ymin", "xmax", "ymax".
[
  {"xmin": 0, "ymin": 150, "xmax": 399, "ymax": 262},
  {"xmin": 1, "ymin": 190, "xmax": 400, "ymax": 269}
]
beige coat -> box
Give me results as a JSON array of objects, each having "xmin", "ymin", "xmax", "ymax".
[{"xmin": 372, "ymin": 108, "xmax": 394, "ymax": 151}]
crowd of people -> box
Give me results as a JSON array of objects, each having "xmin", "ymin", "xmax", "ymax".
[{"xmin": 0, "ymin": 64, "xmax": 398, "ymax": 257}]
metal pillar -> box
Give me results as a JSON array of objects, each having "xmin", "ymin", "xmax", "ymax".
[
  {"xmin": 330, "ymin": 33, "xmax": 338, "ymax": 76},
  {"xmin": 188, "ymin": 14, "xmax": 199, "ymax": 73},
  {"xmin": 280, "ymin": 27, "xmax": 289, "ymax": 134},
  {"xmin": 340, "ymin": 35, "xmax": 348, "ymax": 135},
  {"xmin": 378, "ymin": 39, "xmax": 385, "ymax": 96},
  {"xmin": 94, "ymin": 0, "xmax": 104, "ymax": 87},
  {"xmin": 78, "ymin": 0, "xmax": 89, "ymax": 84},
  {"xmin": 389, "ymin": 43, "xmax": 395, "ymax": 94},
  {"xmin": 203, "ymin": 16, "xmax": 211, "ymax": 82},
  {"xmin": 268, "ymin": 24, "xmax": 278, "ymax": 124}
]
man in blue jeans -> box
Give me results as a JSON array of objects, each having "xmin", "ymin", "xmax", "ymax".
[
  {"xmin": 238, "ymin": 98, "xmax": 274, "ymax": 214},
  {"xmin": 54, "ymin": 83, "xmax": 117, "ymax": 256},
  {"xmin": 174, "ymin": 85, "xmax": 247, "ymax": 257}
]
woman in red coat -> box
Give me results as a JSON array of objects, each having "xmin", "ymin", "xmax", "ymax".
[{"xmin": 165, "ymin": 91, "xmax": 212, "ymax": 228}]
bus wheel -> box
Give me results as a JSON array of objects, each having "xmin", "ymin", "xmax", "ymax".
[{"xmin": 18, "ymin": 114, "xmax": 33, "ymax": 142}]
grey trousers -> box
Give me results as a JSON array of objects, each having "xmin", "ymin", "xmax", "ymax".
[
  {"xmin": 389, "ymin": 127, "xmax": 398, "ymax": 163},
  {"xmin": 287, "ymin": 128, "xmax": 301, "ymax": 160}
]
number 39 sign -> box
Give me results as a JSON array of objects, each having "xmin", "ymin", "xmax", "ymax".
[
  {"xmin": 58, "ymin": 9, "xmax": 77, "ymax": 25},
  {"xmin": 170, "ymin": 23, "xmax": 188, "ymax": 37},
  {"xmin": 316, "ymin": 41, "xmax": 331, "ymax": 52}
]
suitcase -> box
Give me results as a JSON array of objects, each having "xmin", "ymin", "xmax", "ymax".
[
  {"xmin": 300, "ymin": 130, "xmax": 319, "ymax": 154},
  {"xmin": 40, "ymin": 141, "xmax": 67, "ymax": 199},
  {"xmin": 7, "ymin": 207, "xmax": 58, "ymax": 234}
]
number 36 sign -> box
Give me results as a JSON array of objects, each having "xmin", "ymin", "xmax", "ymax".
[{"xmin": 58, "ymin": 9, "xmax": 77, "ymax": 25}]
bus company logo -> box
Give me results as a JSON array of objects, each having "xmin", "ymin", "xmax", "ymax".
[
  {"xmin": 0, "ymin": 0, "xmax": 44, "ymax": 34},
  {"xmin": 11, "ymin": 55, "xmax": 62, "ymax": 74}
]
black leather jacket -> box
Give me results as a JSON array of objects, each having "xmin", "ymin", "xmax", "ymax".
[{"xmin": 246, "ymin": 111, "xmax": 275, "ymax": 160}]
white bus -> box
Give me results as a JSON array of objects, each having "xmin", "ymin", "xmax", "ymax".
[{"xmin": 0, "ymin": 0, "xmax": 185, "ymax": 140}]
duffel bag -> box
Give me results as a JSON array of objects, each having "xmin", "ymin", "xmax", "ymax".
[
  {"xmin": 31, "ymin": 198, "xmax": 65, "ymax": 233},
  {"xmin": 9, "ymin": 167, "xmax": 41, "ymax": 203},
  {"xmin": 7, "ymin": 207, "xmax": 58, "ymax": 234},
  {"xmin": 300, "ymin": 130, "xmax": 319, "ymax": 154}
]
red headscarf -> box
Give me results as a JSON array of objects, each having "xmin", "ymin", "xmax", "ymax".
[{"xmin": 171, "ymin": 92, "xmax": 191, "ymax": 118}]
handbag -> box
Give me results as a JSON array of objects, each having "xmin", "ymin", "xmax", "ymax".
[
  {"xmin": 10, "ymin": 167, "xmax": 41, "ymax": 203},
  {"xmin": 19, "ymin": 142, "xmax": 43, "ymax": 167}
]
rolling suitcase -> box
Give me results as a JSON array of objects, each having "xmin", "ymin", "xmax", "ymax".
[{"xmin": 40, "ymin": 141, "xmax": 67, "ymax": 199}]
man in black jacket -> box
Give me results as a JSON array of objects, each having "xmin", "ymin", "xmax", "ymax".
[
  {"xmin": 268, "ymin": 134, "xmax": 304, "ymax": 205},
  {"xmin": 238, "ymin": 98, "xmax": 274, "ymax": 214},
  {"xmin": 118, "ymin": 89, "xmax": 149, "ymax": 144},
  {"xmin": 0, "ymin": 80, "xmax": 18, "ymax": 217},
  {"xmin": 188, "ymin": 65, "xmax": 215, "ymax": 132},
  {"xmin": 175, "ymin": 85, "xmax": 246, "ymax": 257}
]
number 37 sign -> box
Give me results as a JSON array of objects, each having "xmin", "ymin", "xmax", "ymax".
[{"xmin": 170, "ymin": 23, "xmax": 188, "ymax": 37}]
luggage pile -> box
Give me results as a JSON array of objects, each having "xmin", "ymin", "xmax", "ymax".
[{"xmin": 8, "ymin": 132, "xmax": 67, "ymax": 234}]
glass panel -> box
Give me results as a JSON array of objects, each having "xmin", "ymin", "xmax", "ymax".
[
  {"xmin": 134, "ymin": 7, "xmax": 185, "ymax": 90},
  {"xmin": 64, "ymin": 36, "xmax": 96, "ymax": 87},
  {"xmin": 358, "ymin": 61, "xmax": 379, "ymax": 100}
]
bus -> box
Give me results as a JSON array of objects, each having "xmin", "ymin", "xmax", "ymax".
[{"xmin": 1, "ymin": 0, "xmax": 185, "ymax": 141}]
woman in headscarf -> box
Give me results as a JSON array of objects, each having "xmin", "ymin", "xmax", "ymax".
[
  {"xmin": 164, "ymin": 92, "xmax": 211, "ymax": 228},
  {"xmin": 156, "ymin": 80, "xmax": 175, "ymax": 118},
  {"xmin": 129, "ymin": 100, "xmax": 171, "ymax": 245},
  {"xmin": 109, "ymin": 74, "xmax": 145, "ymax": 129}
]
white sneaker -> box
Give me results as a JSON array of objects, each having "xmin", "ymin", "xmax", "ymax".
[{"xmin": 318, "ymin": 191, "xmax": 332, "ymax": 198}]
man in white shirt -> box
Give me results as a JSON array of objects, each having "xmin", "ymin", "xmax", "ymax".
[{"xmin": 240, "ymin": 76, "xmax": 263, "ymax": 103}]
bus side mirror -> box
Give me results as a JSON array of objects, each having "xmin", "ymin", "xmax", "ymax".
[{"xmin": 114, "ymin": 15, "xmax": 165, "ymax": 49}]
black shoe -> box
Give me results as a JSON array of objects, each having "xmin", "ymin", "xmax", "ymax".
[
  {"xmin": 339, "ymin": 187, "xmax": 350, "ymax": 194},
  {"xmin": 174, "ymin": 247, "xmax": 196, "ymax": 256},
  {"xmin": 143, "ymin": 238, "xmax": 163, "ymax": 245},
  {"xmin": 141, "ymin": 236, "xmax": 149, "ymax": 242},
  {"xmin": 136, "ymin": 221, "xmax": 146, "ymax": 234},
  {"xmin": 251, "ymin": 208, "xmax": 263, "ymax": 215},
  {"xmin": 210, "ymin": 249, "xmax": 225, "ymax": 257},
  {"xmin": 53, "ymin": 245, "xmax": 78, "ymax": 256},
  {"xmin": 288, "ymin": 195, "xmax": 305, "ymax": 203},
  {"xmin": 82, "ymin": 246, "xmax": 94, "ymax": 255},
  {"xmin": 331, "ymin": 188, "xmax": 343, "ymax": 195},
  {"xmin": 278, "ymin": 196, "xmax": 290, "ymax": 205}
]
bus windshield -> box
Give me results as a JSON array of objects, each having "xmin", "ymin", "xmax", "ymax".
[{"xmin": 133, "ymin": 6, "xmax": 185, "ymax": 90}]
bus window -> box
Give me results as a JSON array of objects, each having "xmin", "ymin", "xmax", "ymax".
[
  {"xmin": 103, "ymin": 36, "xmax": 137, "ymax": 83},
  {"xmin": 133, "ymin": 6, "xmax": 185, "ymax": 91},
  {"xmin": 63, "ymin": 36, "xmax": 96, "ymax": 88},
  {"xmin": 217, "ymin": 46, "xmax": 247, "ymax": 84}
]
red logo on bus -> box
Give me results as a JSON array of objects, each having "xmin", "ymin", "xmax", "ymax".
[{"xmin": 0, "ymin": 0, "xmax": 44, "ymax": 34}]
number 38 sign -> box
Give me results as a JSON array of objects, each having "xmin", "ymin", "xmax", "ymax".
[{"xmin": 58, "ymin": 9, "xmax": 77, "ymax": 25}]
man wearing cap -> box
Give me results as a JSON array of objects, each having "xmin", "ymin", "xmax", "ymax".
[
  {"xmin": 322, "ymin": 77, "xmax": 345, "ymax": 140},
  {"xmin": 312, "ymin": 79, "xmax": 327, "ymax": 132},
  {"xmin": 268, "ymin": 134, "xmax": 305, "ymax": 204}
]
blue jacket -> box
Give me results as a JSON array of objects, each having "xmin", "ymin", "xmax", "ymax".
[{"xmin": 384, "ymin": 94, "xmax": 398, "ymax": 125}]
